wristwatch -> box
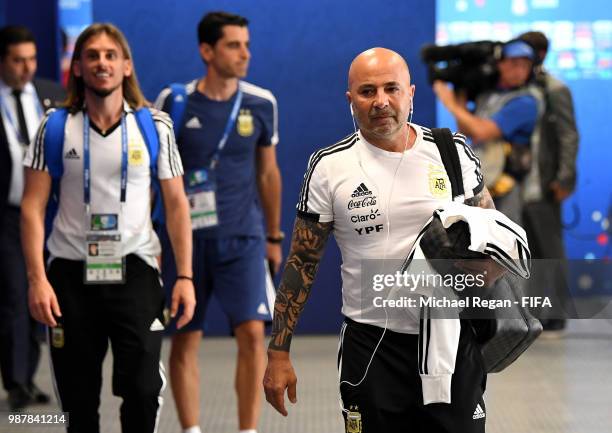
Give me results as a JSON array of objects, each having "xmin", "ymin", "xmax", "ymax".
[{"xmin": 266, "ymin": 231, "xmax": 285, "ymax": 244}]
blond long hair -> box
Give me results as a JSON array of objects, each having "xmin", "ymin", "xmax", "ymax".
[{"xmin": 64, "ymin": 23, "xmax": 147, "ymax": 112}]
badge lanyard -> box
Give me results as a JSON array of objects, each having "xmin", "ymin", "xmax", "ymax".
[
  {"xmin": 209, "ymin": 88, "xmax": 243, "ymax": 170},
  {"xmin": 83, "ymin": 113, "xmax": 128, "ymax": 284},
  {"xmin": 0, "ymin": 92, "xmax": 44, "ymax": 145}
]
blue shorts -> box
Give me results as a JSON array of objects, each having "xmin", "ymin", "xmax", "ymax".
[{"xmin": 161, "ymin": 232, "xmax": 275, "ymax": 332}]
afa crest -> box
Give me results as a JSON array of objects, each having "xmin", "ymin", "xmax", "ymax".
[
  {"xmin": 346, "ymin": 406, "xmax": 362, "ymax": 433},
  {"xmin": 237, "ymin": 109, "xmax": 254, "ymax": 137},
  {"xmin": 128, "ymin": 139, "xmax": 146, "ymax": 166},
  {"xmin": 428, "ymin": 165, "xmax": 450, "ymax": 198},
  {"xmin": 129, "ymin": 148, "xmax": 144, "ymax": 166}
]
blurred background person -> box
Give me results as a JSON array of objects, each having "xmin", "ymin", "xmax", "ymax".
[
  {"xmin": 0, "ymin": 24, "xmax": 64, "ymax": 410},
  {"xmin": 518, "ymin": 30, "xmax": 579, "ymax": 334}
]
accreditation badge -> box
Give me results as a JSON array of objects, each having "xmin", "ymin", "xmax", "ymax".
[
  {"xmin": 237, "ymin": 109, "xmax": 254, "ymax": 137},
  {"xmin": 186, "ymin": 169, "xmax": 219, "ymax": 230},
  {"xmin": 84, "ymin": 213, "xmax": 125, "ymax": 284},
  {"xmin": 346, "ymin": 410, "xmax": 362, "ymax": 433},
  {"xmin": 51, "ymin": 325, "xmax": 64, "ymax": 348}
]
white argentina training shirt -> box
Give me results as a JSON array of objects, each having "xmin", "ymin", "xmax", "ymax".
[{"xmin": 296, "ymin": 124, "xmax": 484, "ymax": 333}]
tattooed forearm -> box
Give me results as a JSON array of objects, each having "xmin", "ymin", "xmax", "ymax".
[
  {"xmin": 464, "ymin": 186, "xmax": 495, "ymax": 209},
  {"xmin": 268, "ymin": 216, "xmax": 333, "ymax": 352}
]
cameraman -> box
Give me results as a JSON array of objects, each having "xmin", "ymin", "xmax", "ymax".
[{"xmin": 434, "ymin": 40, "xmax": 542, "ymax": 224}]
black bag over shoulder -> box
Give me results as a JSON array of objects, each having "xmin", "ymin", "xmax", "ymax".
[{"xmin": 430, "ymin": 127, "xmax": 542, "ymax": 373}]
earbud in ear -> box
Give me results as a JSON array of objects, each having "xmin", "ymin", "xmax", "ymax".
[{"xmin": 350, "ymin": 103, "xmax": 355, "ymax": 117}]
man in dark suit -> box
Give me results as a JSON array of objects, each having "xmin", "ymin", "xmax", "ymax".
[{"xmin": 0, "ymin": 25, "xmax": 64, "ymax": 410}]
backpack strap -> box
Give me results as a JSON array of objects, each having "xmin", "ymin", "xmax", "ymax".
[
  {"xmin": 431, "ymin": 128, "xmax": 464, "ymax": 200},
  {"xmin": 133, "ymin": 107, "xmax": 165, "ymax": 225},
  {"xmin": 133, "ymin": 107, "xmax": 159, "ymax": 177},
  {"xmin": 168, "ymin": 83, "xmax": 187, "ymax": 138},
  {"xmin": 43, "ymin": 108, "xmax": 69, "ymax": 179},
  {"xmin": 151, "ymin": 83, "xmax": 187, "ymax": 225},
  {"xmin": 42, "ymin": 108, "xmax": 69, "ymax": 243}
]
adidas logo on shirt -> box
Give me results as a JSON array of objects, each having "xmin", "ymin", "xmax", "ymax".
[
  {"xmin": 185, "ymin": 117, "xmax": 202, "ymax": 129},
  {"xmin": 64, "ymin": 148, "xmax": 80, "ymax": 160},
  {"xmin": 351, "ymin": 183, "xmax": 372, "ymax": 198},
  {"xmin": 472, "ymin": 403, "xmax": 486, "ymax": 420}
]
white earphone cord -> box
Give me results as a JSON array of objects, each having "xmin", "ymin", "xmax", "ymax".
[{"xmin": 340, "ymin": 105, "xmax": 414, "ymax": 413}]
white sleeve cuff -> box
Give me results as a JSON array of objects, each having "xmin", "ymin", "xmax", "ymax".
[{"xmin": 420, "ymin": 373, "xmax": 453, "ymax": 405}]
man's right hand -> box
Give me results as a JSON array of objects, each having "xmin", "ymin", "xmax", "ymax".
[
  {"xmin": 263, "ymin": 349, "xmax": 298, "ymax": 416},
  {"xmin": 28, "ymin": 279, "xmax": 61, "ymax": 327}
]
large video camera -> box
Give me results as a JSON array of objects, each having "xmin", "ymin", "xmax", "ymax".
[{"xmin": 421, "ymin": 40, "xmax": 503, "ymax": 101}]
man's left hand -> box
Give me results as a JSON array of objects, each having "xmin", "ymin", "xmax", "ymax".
[
  {"xmin": 267, "ymin": 242, "xmax": 283, "ymax": 276},
  {"xmin": 170, "ymin": 278, "xmax": 196, "ymax": 329}
]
